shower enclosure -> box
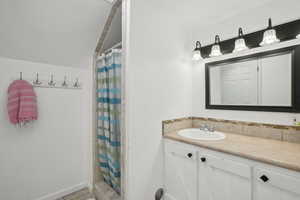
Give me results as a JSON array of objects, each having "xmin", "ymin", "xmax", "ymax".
[
  {"xmin": 94, "ymin": 44, "xmax": 122, "ymax": 199},
  {"xmin": 93, "ymin": 1, "xmax": 123, "ymax": 199}
]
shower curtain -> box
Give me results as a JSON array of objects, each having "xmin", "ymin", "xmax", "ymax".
[{"xmin": 97, "ymin": 49, "xmax": 121, "ymax": 194}]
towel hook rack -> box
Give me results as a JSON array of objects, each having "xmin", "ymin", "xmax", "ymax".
[
  {"xmin": 33, "ymin": 73, "xmax": 42, "ymax": 85},
  {"xmin": 73, "ymin": 78, "xmax": 80, "ymax": 88},
  {"xmin": 48, "ymin": 74, "xmax": 56, "ymax": 86},
  {"xmin": 62, "ymin": 76, "xmax": 68, "ymax": 87},
  {"xmin": 14, "ymin": 73, "xmax": 82, "ymax": 90}
]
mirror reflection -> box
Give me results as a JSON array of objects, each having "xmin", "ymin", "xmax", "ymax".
[{"xmin": 209, "ymin": 52, "xmax": 292, "ymax": 106}]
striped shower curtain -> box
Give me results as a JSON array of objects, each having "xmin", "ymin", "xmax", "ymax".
[{"xmin": 97, "ymin": 49, "xmax": 121, "ymax": 193}]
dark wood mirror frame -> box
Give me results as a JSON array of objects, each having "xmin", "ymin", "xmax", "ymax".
[{"xmin": 205, "ymin": 45, "xmax": 300, "ymax": 113}]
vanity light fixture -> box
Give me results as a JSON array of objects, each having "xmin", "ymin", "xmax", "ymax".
[
  {"xmin": 192, "ymin": 41, "xmax": 202, "ymax": 60},
  {"xmin": 260, "ymin": 18, "xmax": 280, "ymax": 46},
  {"xmin": 233, "ymin": 28, "xmax": 249, "ymax": 52},
  {"xmin": 209, "ymin": 35, "xmax": 223, "ymax": 57}
]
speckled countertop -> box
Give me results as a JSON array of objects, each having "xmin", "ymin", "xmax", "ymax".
[{"xmin": 164, "ymin": 130, "xmax": 300, "ymax": 172}]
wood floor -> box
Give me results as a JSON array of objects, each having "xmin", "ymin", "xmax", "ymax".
[{"xmin": 56, "ymin": 188, "xmax": 95, "ymax": 200}]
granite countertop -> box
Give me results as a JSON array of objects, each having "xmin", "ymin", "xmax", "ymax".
[{"xmin": 164, "ymin": 130, "xmax": 300, "ymax": 172}]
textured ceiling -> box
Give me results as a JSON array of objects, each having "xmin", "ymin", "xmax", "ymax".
[{"xmin": 0, "ymin": 0, "xmax": 112, "ymax": 68}]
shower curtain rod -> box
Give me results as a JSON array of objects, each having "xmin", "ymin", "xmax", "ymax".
[{"xmin": 103, "ymin": 42, "xmax": 122, "ymax": 54}]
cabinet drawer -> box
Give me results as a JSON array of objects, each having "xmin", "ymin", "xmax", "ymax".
[
  {"xmin": 254, "ymin": 168, "xmax": 300, "ymax": 195},
  {"xmin": 165, "ymin": 144, "xmax": 197, "ymax": 161},
  {"xmin": 200, "ymin": 153, "xmax": 252, "ymax": 179}
]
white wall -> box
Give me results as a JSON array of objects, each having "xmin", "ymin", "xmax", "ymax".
[
  {"xmin": 124, "ymin": 0, "xmax": 193, "ymax": 199},
  {"xmin": 0, "ymin": 57, "xmax": 92, "ymax": 200}
]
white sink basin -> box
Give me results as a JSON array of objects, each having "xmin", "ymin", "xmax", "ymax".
[{"xmin": 177, "ymin": 128, "xmax": 225, "ymax": 141}]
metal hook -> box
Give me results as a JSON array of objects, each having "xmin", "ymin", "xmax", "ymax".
[
  {"xmin": 33, "ymin": 73, "xmax": 42, "ymax": 85},
  {"xmin": 62, "ymin": 76, "xmax": 68, "ymax": 87},
  {"xmin": 48, "ymin": 74, "xmax": 56, "ymax": 86},
  {"xmin": 73, "ymin": 78, "xmax": 80, "ymax": 88},
  {"xmin": 20, "ymin": 72, "xmax": 23, "ymax": 80}
]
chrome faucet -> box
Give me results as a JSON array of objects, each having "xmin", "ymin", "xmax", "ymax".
[
  {"xmin": 208, "ymin": 126, "xmax": 215, "ymax": 132},
  {"xmin": 199, "ymin": 124, "xmax": 215, "ymax": 132},
  {"xmin": 199, "ymin": 124, "xmax": 208, "ymax": 131}
]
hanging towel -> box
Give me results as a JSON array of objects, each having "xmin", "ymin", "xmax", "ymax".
[{"xmin": 7, "ymin": 80, "xmax": 38, "ymax": 125}]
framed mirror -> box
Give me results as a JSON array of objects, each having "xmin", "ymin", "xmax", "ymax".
[{"xmin": 205, "ymin": 46, "xmax": 300, "ymax": 112}]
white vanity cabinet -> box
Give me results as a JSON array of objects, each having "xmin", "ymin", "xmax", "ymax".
[
  {"xmin": 164, "ymin": 139, "xmax": 300, "ymax": 200},
  {"xmin": 253, "ymin": 167, "xmax": 300, "ymax": 200},
  {"xmin": 198, "ymin": 153, "xmax": 251, "ymax": 200},
  {"xmin": 164, "ymin": 142, "xmax": 197, "ymax": 200}
]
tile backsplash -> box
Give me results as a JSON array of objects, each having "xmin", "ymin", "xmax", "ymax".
[{"xmin": 162, "ymin": 117, "xmax": 300, "ymax": 143}]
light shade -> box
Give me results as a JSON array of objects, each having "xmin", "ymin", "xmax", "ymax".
[
  {"xmin": 260, "ymin": 18, "xmax": 280, "ymax": 46},
  {"xmin": 192, "ymin": 51, "xmax": 202, "ymax": 60},
  {"xmin": 233, "ymin": 28, "xmax": 249, "ymax": 52},
  {"xmin": 192, "ymin": 41, "xmax": 202, "ymax": 60},
  {"xmin": 209, "ymin": 35, "xmax": 223, "ymax": 57}
]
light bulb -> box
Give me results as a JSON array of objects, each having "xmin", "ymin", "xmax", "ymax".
[
  {"xmin": 260, "ymin": 18, "xmax": 280, "ymax": 46},
  {"xmin": 297, "ymin": 33, "xmax": 300, "ymax": 39},
  {"xmin": 209, "ymin": 35, "xmax": 223, "ymax": 57},
  {"xmin": 233, "ymin": 28, "xmax": 249, "ymax": 52},
  {"xmin": 192, "ymin": 41, "xmax": 202, "ymax": 60}
]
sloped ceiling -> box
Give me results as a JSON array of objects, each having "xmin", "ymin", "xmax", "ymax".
[
  {"xmin": 0, "ymin": 0, "xmax": 112, "ymax": 68},
  {"xmin": 102, "ymin": 6, "xmax": 122, "ymax": 52}
]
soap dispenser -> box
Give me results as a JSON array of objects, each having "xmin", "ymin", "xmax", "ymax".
[{"xmin": 293, "ymin": 117, "xmax": 300, "ymax": 126}]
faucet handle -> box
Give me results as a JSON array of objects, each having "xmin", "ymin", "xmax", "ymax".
[
  {"xmin": 208, "ymin": 125, "xmax": 215, "ymax": 132},
  {"xmin": 200, "ymin": 124, "xmax": 210, "ymax": 131},
  {"xmin": 199, "ymin": 125, "xmax": 205, "ymax": 130}
]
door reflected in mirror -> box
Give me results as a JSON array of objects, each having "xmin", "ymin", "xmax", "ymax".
[{"xmin": 209, "ymin": 52, "xmax": 292, "ymax": 107}]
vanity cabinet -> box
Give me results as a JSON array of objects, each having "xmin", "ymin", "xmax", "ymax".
[
  {"xmin": 198, "ymin": 153, "xmax": 251, "ymax": 200},
  {"xmin": 253, "ymin": 168, "xmax": 300, "ymax": 200},
  {"xmin": 164, "ymin": 139, "xmax": 300, "ymax": 200},
  {"xmin": 164, "ymin": 143, "xmax": 197, "ymax": 200}
]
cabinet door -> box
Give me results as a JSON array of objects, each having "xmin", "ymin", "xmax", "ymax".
[
  {"xmin": 164, "ymin": 144, "xmax": 197, "ymax": 200},
  {"xmin": 254, "ymin": 168, "xmax": 300, "ymax": 200},
  {"xmin": 198, "ymin": 154, "xmax": 251, "ymax": 200}
]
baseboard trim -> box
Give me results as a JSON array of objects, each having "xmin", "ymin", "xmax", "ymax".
[{"xmin": 35, "ymin": 182, "xmax": 88, "ymax": 200}]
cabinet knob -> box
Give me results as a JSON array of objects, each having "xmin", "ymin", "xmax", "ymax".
[
  {"xmin": 187, "ymin": 153, "xmax": 193, "ymax": 158},
  {"xmin": 200, "ymin": 157, "xmax": 206, "ymax": 162},
  {"xmin": 260, "ymin": 175, "xmax": 269, "ymax": 182}
]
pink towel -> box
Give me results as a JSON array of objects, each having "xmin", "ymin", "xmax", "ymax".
[{"xmin": 7, "ymin": 80, "xmax": 38, "ymax": 125}]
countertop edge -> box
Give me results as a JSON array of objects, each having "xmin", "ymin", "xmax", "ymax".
[{"xmin": 164, "ymin": 134, "xmax": 300, "ymax": 173}]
